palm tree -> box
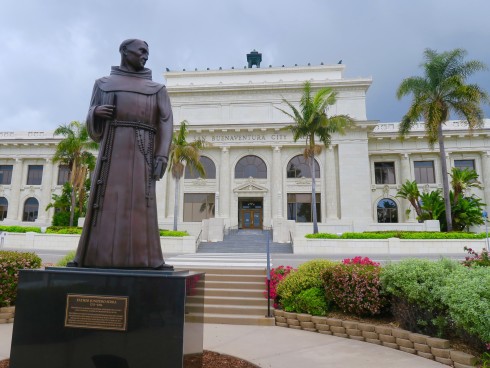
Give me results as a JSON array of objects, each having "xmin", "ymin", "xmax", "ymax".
[
  {"xmin": 396, "ymin": 180, "xmax": 423, "ymax": 219},
  {"xmin": 397, "ymin": 48, "xmax": 488, "ymax": 231},
  {"xmin": 168, "ymin": 121, "xmax": 205, "ymax": 231},
  {"xmin": 52, "ymin": 121, "xmax": 98, "ymax": 226},
  {"xmin": 278, "ymin": 81, "xmax": 354, "ymax": 233}
]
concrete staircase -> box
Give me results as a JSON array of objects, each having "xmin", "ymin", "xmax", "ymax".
[
  {"xmin": 197, "ymin": 229, "xmax": 293, "ymax": 253},
  {"xmin": 170, "ymin": 254, "xmax": 275, "ymax": 326}
]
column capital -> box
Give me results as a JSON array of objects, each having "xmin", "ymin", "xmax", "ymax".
[
  {"xmin": 221, "ymin": 146, "xmax": 229, "ymax": 153},
  {"xmin": 400, "ymin": 153, "xmax": 410, "ymax": 160},
  {"xmin": 272, "ymin": 145, "xmax": 282, "ymax": 152}
]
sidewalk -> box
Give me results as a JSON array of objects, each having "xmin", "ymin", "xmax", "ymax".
[{"xmin": 1, "ymin": 323, "xmax": 445, "ymax": 367}]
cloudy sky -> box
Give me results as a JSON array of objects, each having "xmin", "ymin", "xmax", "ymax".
[{"xmin": 1, "ymin": 0, "xmax": 489, "ymax": 132}]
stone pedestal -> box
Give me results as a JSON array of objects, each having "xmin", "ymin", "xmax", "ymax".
[{"xmin": 9, "ymin": 267, "xmax": 205, "ymax": 368}]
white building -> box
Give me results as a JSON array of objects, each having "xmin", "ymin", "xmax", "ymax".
[{"xmin": 0, "ymin": 61, "xmax": 488, "ymax": 240}]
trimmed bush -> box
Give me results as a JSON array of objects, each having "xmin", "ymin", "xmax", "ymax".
[
  {"xmin": 159, "ymin": 230, "xmax": 188, "ymax": 237},
  {"xmin": 0, "ymin": 225, "xmax": 41, "ymax": 233},
  {"xmin": 293, "ymin": 287, "xmax": 328, "ymax": 315},
  {"xmin": 264, "ymin": 265, "xmax": 294, "ymax": 308},
  {"xmin": 0, "ymin": 250, "xmax": 42, "ymax": 306},
  {"xmin": 46, "ymin": 226, "xmax": 83, "ymax": 234},
  {"xmin": 306, "ymin": 231, "xmax": 486, "ymax": 239},
  {"xmin": 277, "ymin": 259, "xmax": 336, "ymax": 313},
  {"xmin": 380, "ymin": 258, "xmax": 460, "ymax": 336},
  {"xmin": 439, "ymin": 266, "xmax": 490, "ymax": 347},
  {"xmin": 56, "ymin": 250, "xmax": 77, "ymax": 267},
  {"xmin": 323, "ymin": 263, "xmax": 387, "ymax": 316}
]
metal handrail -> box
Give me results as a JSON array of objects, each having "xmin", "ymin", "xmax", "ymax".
[
  {"xmin": 264, "ymin": 225, "xmax": 273, "ymax": 318},
  {"xmin": 225, "ymin": 225, "xmax": 239, "ymax": 236},
  {"xmin": 195, "ymin": 229, "xmax": 202, "ymax": 250}
]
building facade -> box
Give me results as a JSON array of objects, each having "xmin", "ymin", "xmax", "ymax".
[{"xmin": 0, "ymin": 63, "xmax": 488, "ymax": 239}]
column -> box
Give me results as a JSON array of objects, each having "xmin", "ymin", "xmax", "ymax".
[
  {"xmin": 399, "ymin": 153, "xmax": 414, "ymax": 222},
  {"xmin": 38, "ymin": 158, "xmax": 54, "ymax": 224},
  {"xmin": 481, "ymin": 152, "xmax": 490, "ymax": 210},
  {"xmin": 271, "ymin": 146, "xmax": 283, "ymax": 218},
  {"xmin": 219, "ymin": 147, "xmax": 230, "ymax": 219},
  {"xmin": 325, "ymin": 146, "xmax": 338, "ymax": 219},
  {"xmin": 165, "ymin": 170, "xmax": 175, "ymax": 219},
  {"xmin": 7, "ymin": 158, "xmax": 23, "ymax": 221}
]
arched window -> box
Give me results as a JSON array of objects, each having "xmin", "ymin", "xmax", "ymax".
[
  {"xmin": 235, "ymin": 155, "xmax": 267, "ymax": 179},
  {"xmin": 287, "ymin": 155, "xmax": 320, "ymax": 178},
  {"xmin": 185, "ymin": 156, "xmax": 216, "ymax": 179},
  {"xmin": 23, "ymin": 197, "xmax": 39, "ymax": 222},
  {"xmin": 0, "ymin": 197, "xmax": 8, "ymax": 221},
  {"xmin": 377, "ymin": 198, "xmax": 398, "ymax": 223}
]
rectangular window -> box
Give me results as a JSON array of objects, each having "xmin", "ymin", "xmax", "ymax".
[
  {"xmin": 454, "ymin": 159, "xmax": 475, "ymax": 171},
  {"xmin": 27, "ymin": 165, "xmax": 44, "ymax": 185},
  {"xmin": 57, "ymin": 165, "xmax": 71, "ymax": 185},
  {"xmin": 0, "ymin": 165, "xmax": 13, "ymax": 185},
  {"xmin": 183, "ymin": 193, "xmax": 215, "ymax": 222},
  {"xmin": 414, "ymin": 161, "xmax": 435, "ymax": 184},
  {"xmin": 287, "ymin": 193, "xmax": 321, "ymax": 223},
  {"xmin": 374, "ymin": 162, "xmax": 396, "ymax": 184}
]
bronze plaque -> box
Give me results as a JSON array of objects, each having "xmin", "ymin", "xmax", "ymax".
[{"xmin": 65, "ymin": 294, "xmax": 129, "ymax": 331}]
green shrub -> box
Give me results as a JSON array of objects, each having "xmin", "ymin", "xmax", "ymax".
[
  {"xmin": 439, "ymin": 266, "xmax": 490, "ymax": 346},
  {"xmin": 46, "ymin": 226, "xmax": 83, "ymax": 234},
  {"xmin": 277, "ymin": 259, "xmax": 336, "ymax": 313},
  {"xmin": 323, "ymin": 263, "xmax": 387, "ymax": 316},
  {"xmin": 0, "ymin": 251, "xmax": 42, "ymax": 306},
  {"xmin": 291, "ymin": 287, "xmax": 328, "ymax": 315},
  {"xmin": 305, "ymin": 231, "xmax": 486, "ymax": 240},
  {"xmin": 159, "ymin": 230, "xmax": 188, "ymax": 237},
  {"xmin": 56, "ymin": 250, "xmax": 77, "ymax": 267},
  {"xmin": 0, "ymin": 225, "xmax": 41, "ymax": 233},
  {"xmin": 380, "ymin": 258, "xmax": 460, "ymax": 335}
]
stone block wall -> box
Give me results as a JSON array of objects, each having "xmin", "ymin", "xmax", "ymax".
[
  {"xmin": 274, "ymin": 310, "xmax": 478, "ymax": 368},
  {"xmin": 0, "ymin": 306, "xmax": 15, "ymax": 324}
]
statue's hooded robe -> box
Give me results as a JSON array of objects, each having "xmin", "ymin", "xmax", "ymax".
[{"xmin": 74, "ymin": 66, "xmax": 173, "ymax": 268}]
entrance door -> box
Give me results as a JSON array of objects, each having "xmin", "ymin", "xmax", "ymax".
[
  {"xmin": 239, "ymin": 199, "xmax": 263, "ymax": 229},
  {"xmin": 241, "ymin": 209, "xmax": 262, "ymax": 229}
]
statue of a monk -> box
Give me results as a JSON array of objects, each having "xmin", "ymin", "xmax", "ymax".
[{"xmin": 71, "ymin": 39, "xmax": 173, "ymax": 269}]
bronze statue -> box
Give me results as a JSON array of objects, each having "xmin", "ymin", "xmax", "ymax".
[{"xmin": 71, "ymin": 39, "xmax": 173, "ymax": 269}]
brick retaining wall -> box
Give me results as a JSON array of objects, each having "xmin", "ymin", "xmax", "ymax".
[{"xmin": 274, "ymin": 310, "xmax": 477, "ymax": 368}]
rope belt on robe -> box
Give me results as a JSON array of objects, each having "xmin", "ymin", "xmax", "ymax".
[{"xmin": 91, "ymin": 120, "xmax": 157, "ymax": 227}]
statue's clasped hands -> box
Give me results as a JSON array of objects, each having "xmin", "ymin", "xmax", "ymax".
[{"xmin": 94, "ymin": 105, "xmax": 116, "ymax": 120}]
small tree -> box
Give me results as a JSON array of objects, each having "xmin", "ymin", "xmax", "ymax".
[
  {"xmin": 168, "ymin": 121, "xmax": 205, "ymax": 231},
  {"xmin": 397, "ymin": 168, "xmax": 485, "ymax": 231},
  {"xmin": 278, "ymin": 81, "xmax": 354, "ymax": 233},
  {"xmin": 52, "ymin": 121, "xmax": 98, "ymax": 226}
]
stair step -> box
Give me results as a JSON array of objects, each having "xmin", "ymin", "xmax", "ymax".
[
  {"xmin": 186, "ymin": 313, "xmax": 275, "ymax": 326},
  {"xmin": 201, "ymin": 288, "xmax": 265, "ymax": 298},
  {"xmin": 187, "ymin": 304, "xmax": 267, "ymax": 315},
  {"xmin": 205, "ymin": 280, "xmax": 264, "ymax": 290},
  {"xmin": 188, "ymin": 295, "xmax": 268, "ymax": 306}
]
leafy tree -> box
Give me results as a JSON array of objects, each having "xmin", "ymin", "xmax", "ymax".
[
  {"xmin": 278, "ymin": 81, "xmax": 354, "ymax": 233},
  {"xmin": 52, "ymin": 121, "xmax": 98, "ymax": 226},
  {"xmin": 397, "ymin": 168, "xmax": 485, "ymax": 231},
  {"xmin": 168, "ymin": 121, "xmax": 205, "ymax": 231},
  {"xmin": 397, "ymin": 48, "xmax": 489, "ymax": 231},
  {"xmin": 46, "ymin": 182, "xmax": 77, "ymax": 226}
]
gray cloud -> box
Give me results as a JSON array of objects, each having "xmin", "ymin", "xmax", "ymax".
[{"xmin": 0, "ymin": 0, "xmax": 489, "ymax": 131}]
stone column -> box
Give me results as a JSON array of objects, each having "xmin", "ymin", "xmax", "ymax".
[
  {"xmin": 166, "ymin": 171, "xmax": 175, "ymax": 219},
  {"xmin": 271, "ymin": 146, "xmax": 282, "ymax": 218},
  {"xmin": 7, "ymin": 158, "xmax": 23, "ymax": 221},
  {"xmin": 481, "ymin": 152, "xmax": 490, "ymax": 210},
  {"xmin": 325, "ymin": 146, "xmax": 338, "ymax": 220},
  {"xmin": 37, "ymin": 158, "xmax": 54, "ymax": 224},
  {"xmin": 399, "ymin": 153, "xmax": 414, "ymax": 221},
  {"xmin": 219, "ymin": 147, "xmax": 230, "ymax": 219}
]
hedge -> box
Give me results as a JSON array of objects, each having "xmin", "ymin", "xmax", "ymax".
[
  {"xmin": 0, "ymin": 250, "xmax": 42, "ymax": 307},
  {"xmin": 306, "ymin": 231, "xmax": 487, "ymax": 240}
]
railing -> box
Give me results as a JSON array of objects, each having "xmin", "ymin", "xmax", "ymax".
[
  {"xmin": 195, "ymin": 230, "xmax": 202, "ymax": 250},
  {"xmin": 263, "ymin": 225, "xmax": 273, "ymax": 318},
  {"xmin": 225, "ymin": 225, "xmax": 239, "ymax": 237}
]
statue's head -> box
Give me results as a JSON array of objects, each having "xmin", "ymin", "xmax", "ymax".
[{"xmin": 119, "ymin": 39, "xmax": 149, "ymax": 72}]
